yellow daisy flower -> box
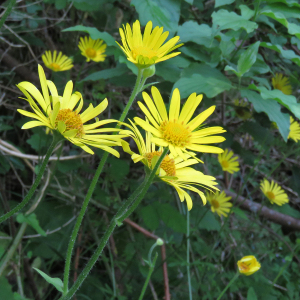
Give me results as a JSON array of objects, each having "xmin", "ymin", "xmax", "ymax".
[
  {"xmin": 120, "ymin": 121, "xmax": 219, "ymax": 210},
  {"xmin": 134, "ymin": 87, "xmax": 226, "ymax": 161},
  {"xmin": 218, "ymin": 149, "xmax": 240, "ymax": 174},
  {"xmin": 237, "ymin": 256, "xmax": 261, "ymax": 276},
  {"xmin": 116, "ymin": 20, "xmax": 183, "ymax": 68},
  {"xmin": 288, "ymin": 116, "xmax": 300, "ymax": 142},
  {"xmin": 42, "ymin": 50, "xmax": 73, "ymax": 72},
  {"xmin": 272, "ymin": 73, "xmax": 292, "ymax": 95},
  {"xmin": 260, "ymin": 179, "xmax": 289, "ymax": 206},
  {"xmin": 17, "ymin": 65, "xmax": 125, "ymax": 156},
  {"xmin": 78, "ymin": 36, "xmax": 107, "ymax": 62},
  {"xmin": 206, "ymin": 191, "xmax": 232, "ymax": 217}
]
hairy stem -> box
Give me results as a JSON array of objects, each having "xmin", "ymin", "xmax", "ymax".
[
  {"xmin": 59, "ymin": 147, "xmax": 168, "ymax": 300},
  {"xmin": 62, "ymin": 67, "xmax": 144, "ymax": 294},
  {"xmin": 187, "ymin": 209, "xmax": 193, "ymax": 300}
]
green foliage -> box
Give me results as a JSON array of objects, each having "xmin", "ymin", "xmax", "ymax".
[
  {"xmin": 1, "ymin": 0, "xmax": 300, "ymax": 299},
  {"xmin": 33, "ymin": 268, "xmax": 64, "ymax": 293}
]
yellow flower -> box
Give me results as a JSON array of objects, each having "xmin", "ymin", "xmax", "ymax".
[
  {"xmin": 272, "ymin": 73, "xmax": 292, "ymax": 95},
  {"xmin": 42, "ymin": 50, "xmax": 73, "ymax": 72},
  {"xmin": 116, "ymin": 20, "xmax": 183, "ymax": 68},
  {"xmin": 237, "ymin": 256, "xmax": 261, "ymax": 276},
  {"xmin": 218, "ymin": 149, "xmax": 240, "ymax": 174},
  {"xmin": 233, "ymin": 99, "xmax": 251, "ymax": 120},
  {"xmin": 134, "ymin": 87, "xmax": 226, "ymax": 161},
  {"xmin": 206, "ymin": 191, "xmax": 232, "ymax": 217},
  {"xmin": 78, "ymin": 36, "xmax": 107, "ymax": 62},
  {"xmin": 17, "ymin": 65, "xmax": 125, "ymax": 156},
  {"xmin": 120, "ymin": 121, "xmax": 219, "ymax": 210},
  {"xmin": 260, "ymin": 179, "xmax": 289, "ymax": 206},
  {"xmin": 288, "ymin": 116, "xmax": 300, "ymax": 142}
]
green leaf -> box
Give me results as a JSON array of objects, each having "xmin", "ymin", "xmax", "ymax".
[
  {"xmin": 237, "ymin": 41, "xmax": 260, "ymax": 76},
  {"xmin": 13, "ymin": 293, "xmax": 30, "ymax": 300},
  {"xmin": 232, "ymin": 207, "xmax": 249, "ymax": 220},
  {"xmin": 215, "ymin": 0, "xmax": 234, "ymax": 8},
  {"xmin": 212, "ymin": 9, "xmax": 258, "ymax": 33},
  {"xmin": 173, "ymin": 63, "xmax": 232, "ymax": 98},
  {"xmin": 0, "ymin": 277, "xmax": 14, "ymax": 299},
  {"xmin": 265, "ymin": 0, "xmax": 300, "ymax": 8},
  {"xmin": 16, "ymin": 213, "xmax": 47, "ymax": 236},
  {"xmin": 131, "ymin": 0, "xmax": 180, "ymax": 33},
  {"xmin": 249, "ymin": 85, "xmax": 300, "ymax": 119},
  {"xmin": 26, "ymin": 132, "xmax": 50, "ymax": 152},
  {"xmin": 140, "ymin": 205, "xmax": 160, "ymax": 230},
  {"xmin": 177, "ymin": 21, "xmax": 215, "ymax": 48},
  {"xmin": 62, "ymin": 25, "xmax": 116, "ymax": 47},
  {"xmin": 33, "ymin": 268, "xmax": 64, "ymax": 293},
  {"xmin": 261, "ymin": 42, "xmax": 300, "ymax": 66},
  {"xmin": 198, "ymin": 210, "xmax": 220, "ymax": 231},
  {"xmin": 241, "ymin": 90, "xmax": 290, "ymax": 141},
  {"xmin": 240, "ymin": 5, "xmax": 255, "ymax": 20},
  {"xmin": 80, "ymin": 64, "xmax": 128, "ymax": 82},
  {"xmin": 263, "ymin": 3, "xmax": 300, "ymax": 18},
  {"xmin": 260, "ymin": 10, "xmax": 289, "ymax": 27},
  {"xmin": 156, "ymin": 56, "xmax": 191, "ymax": 82},
  {"xmin": 247, "ymin": 287, "xmax": 258, "ymax": 300},
  {"xmin": 153, "ymin": 203, "xmax": 186, "ymax": 233},
  {"xmin": 0, "ymin": 154, "xmax": 10, "ymax": 175},
  {"xmin": 239, "ymin": 121, "xmax": 274, "ymax": 145},
  {"xmin": 0, "ymin": 232, "xmax": 11, "ymax": 258}
]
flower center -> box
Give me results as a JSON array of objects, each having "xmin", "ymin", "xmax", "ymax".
[
  {"xmin": 132, "ymin": 46, "xmax": 157, "ymax": 60},
  {"xmin": 211, "ymin": 199, "xmax": 220, "ymax": 209},
  {"xmin": 145, "ymin": 151, "xmax": 176, "ymax": 177},
  {"xmin": 221, "ymin": 160, "xmax": 229, "ymax": 169},
  {"xmin": 160, "ymin": 120, "xmax": 191, "ymax": 147},
  {"xmin": 266, "ymin": 191, "xmax": 275, "ymax": 200},
  {"xmin": 85, "ymin": 48, "xmax": 97, "ymax": 58},
  {"xmin": 55, "ymin": 109, "xmax": 84, "ymax": 138},
  {"xmin": 49, "ymin": 63, "xmax": 61, "ymax": 71},
  {"xmin": 239, "ymin": 262, "xmax": 250, "ymax": 272}
]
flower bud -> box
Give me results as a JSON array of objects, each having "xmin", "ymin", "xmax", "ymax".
[
  {"xmin": 156, "ymin": 238, "xmax": 164, "ymax": 246},
  {"xmin": 143, "ymin": 65, "xmax": 156, "ymax": 78}
]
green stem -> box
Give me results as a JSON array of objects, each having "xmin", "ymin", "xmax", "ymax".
[
  {"xmin": 138, "ymin": 253, "xmax": 158, "ymax": 300},
  {"xmin": 0, "ymin": 223, "xmax": 27, "ymax": 276},
  {"xmin": 0, "ymin": 132, "xmax": 62, "ymax": 224},
  {"xmin": 117, "ymin": 68, "xmax": 144, "ymax": 127},
  {"xmin": 187, "ymin": 209, "xmax": 192, "ymax": 300},
  {"xmin": 62, "ymin": 67, "xmax": 144, "ymax": 295},
  {"xmin": 59, "ymin": 147, "xmax": 168, "ymax": 300},
  {"xmin": 216, "ymin": 272, "xmax": 239, "ymax": 300},
  {"xmin": 0, "ymin": 0, "xmax": 16, "ymax": 30}
]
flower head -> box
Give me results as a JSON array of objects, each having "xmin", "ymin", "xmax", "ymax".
[
  {"xmin": 260, "ymin": 179, "xmax": 289, "ymax": 206},
  {"xmin": 237, "ymin": 256, "xmax": 261, "ymax": 276},
  {"xmin": 116, "ymin": 20, "xmax": 183, "ymax": 68},
  {"xmin": 42, "ymin": 51, "xmax": 73, "ymax": 72},
  {"xmin": 288, "ymin": 116, "xmax": 300, "ymax": 142},
  {"xmin": 78, "ymin": 36, "xmax": 107, "ymax": 62},
  {"xmin": 120, "ymin": 121, "xmax": 219, "ymax": 210},
  {"xmin": 207, "ymin": 191, "xmax": 232, "ymax": 217},
  {"xmin": 233, "ymin": 99, "xmax": 251, "ymax": 120},
  {"xmin": 272, "ymin": 73, "xmax": 292, "ymax": 95},
  {"xmin": 218, "ymin": 149, "xmax": 240, "ymax": 174},
  {"xmin": 134, "ymin": 87, "xmax": 226, "ymax": 161},
  {"xmin": 17, "ymin": 65, "xmax": 125, "ymax": 156}
]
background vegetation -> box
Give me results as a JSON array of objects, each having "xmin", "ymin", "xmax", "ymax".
[{"xmin": 1, "ymin": 0, "xmax": 300, "ymax": 299}]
